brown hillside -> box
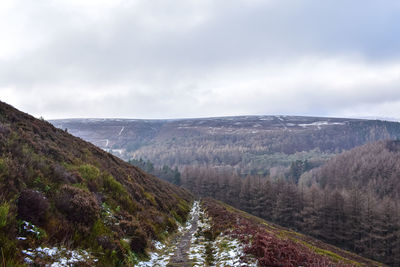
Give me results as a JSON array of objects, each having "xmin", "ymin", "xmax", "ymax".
[{"xmin": 0, "ymin": 101, "xmax": 192, "ymax": 265}]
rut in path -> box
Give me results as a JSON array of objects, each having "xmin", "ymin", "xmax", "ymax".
[{"xmin": 167, "ymin": 202, "xmax": 200, "ymax": 267}]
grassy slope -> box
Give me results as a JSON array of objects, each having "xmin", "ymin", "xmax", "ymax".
[
  {"xmin": 202, "ymin": 198, "xmax": 384, "ymax": 267},
  {"xmin": 0, "ymin": 101, "xmax": 193, "ymax": 266}
]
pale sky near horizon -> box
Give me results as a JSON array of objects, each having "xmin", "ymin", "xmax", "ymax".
[{"xmin": 1, "ymin": 0, "xmax": 400, "ymax": 119}]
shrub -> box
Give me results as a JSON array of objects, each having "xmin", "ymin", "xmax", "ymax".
[
  {"xmin": 0, "ymin": 158, "xmax": 7, "ymax": 177},
  {"xmin": 103, "ymin": 175, "xmax": 125, "ymax": 196},
  {"xmin": 0, "ymin": 202, "xmax": 9, "ymax": 228},
  {"xmin": 130, "ymin": 228, "xmax": 148, "ymax": 254},
  {"xmin": 97, "ymin": 235, "xmax": 118, "ymax": 251},
  {"xmin": 78, "ymin": 164, "xmax": 100, "ymax": 181},
  {"xmin": 143, "ymin": 192, "xmax": 156, "ymax": 206},
  {"xmin": 52, "ymin": 164, "xmax": 80, "ymax": 184},
  {"xmin": 56, "ymin": 185, "xmax": 100, "ymax": 226},
  {"xmin": 0, "ymin": 232, "xmax": 17, "ymax": 266},
  {"xmin": 103, "ymin": 175, "xmax": 135, "ymax": 211},
  {"xmin": 17, "ymin": 189, "xmax": 49, "ymax": 226},
  {"xmin": 120, "ymin": 220, "xmax": 139, "ymax": 236},
  {"xmin": 79, "ymin": 164, "xmax": 102, "ymax": 192}
]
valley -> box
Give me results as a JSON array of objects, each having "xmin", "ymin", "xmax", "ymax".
[
  {"xmin": 0, "ymin": 101, "xmax": 390, "ymax": 266},
  {"xmin": 51, "ymin": 115, "xmax": 400, "ymax": 266}
]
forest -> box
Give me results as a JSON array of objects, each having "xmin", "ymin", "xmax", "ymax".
[
  {"xmin": 180, "ymin": 141, "xmax": 400, "ymax": 266},
  {"xmin": 130, "ymin": 118, "xmax": 400, "ymax": 177}
]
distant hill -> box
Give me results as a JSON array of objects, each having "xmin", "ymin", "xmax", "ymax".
[
  {"xmin": 0, "ymin": 101, "xmax": 192, "ymax": 265},
  {"xmin": 52, "ymin": 116, "xmax": 400, "ymax": 176}
]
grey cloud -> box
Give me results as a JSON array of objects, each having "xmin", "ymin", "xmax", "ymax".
[{"xmin": 1, "ymin": 0, "xmax": 400, "ymax": 119}]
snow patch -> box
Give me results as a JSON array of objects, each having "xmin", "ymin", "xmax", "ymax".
[
  {"xmin": 136, "ymin": 236, "xmax": 176, "ymax": 266},
  {"xmin": 188, "ymin": 202, "xmax": 257, "ymax": 266},
  {"xmin": 213, "ymin": 235, "xmax": 257, "ymax": 266},
  {"xmin": 21, "ymin": 221, "xmax": 44, "ymax": 238},
  {"xmin": 21, "ymin": 246, "xmax": 96, "ymax": 266}
]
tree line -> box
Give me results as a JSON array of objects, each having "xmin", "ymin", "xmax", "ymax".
[
  {"xmin": 129, "ymin": 158, "xmax": 181, "ymax": 185},
  {"xmin": 181, "ymin": 165, "xmax": 400, "ymax": 266}
]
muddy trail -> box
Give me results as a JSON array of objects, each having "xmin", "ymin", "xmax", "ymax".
[
  {"xmin": 167, "ymin": 203, "xmax": 200, "ymax": 267},
  {"xmin": 137, "ymin": 201, "xmax": 257, "ymax": 267}
]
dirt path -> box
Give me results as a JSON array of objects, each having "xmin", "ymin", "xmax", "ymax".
[
  {"xmin": 137, "ymin": 200, "xmax": 256, "ymax": 267},
  {"xmin": 167, "ymin": 202, "xmax": 200, "ymax": 267}
]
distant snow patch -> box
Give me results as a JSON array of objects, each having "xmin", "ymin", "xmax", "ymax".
[
  {"xmin": 299, "ymin": 121, "xmax": 345, "ymax": 129},
  {"xmin": 118, "ymin": 126, "xmax": 125, "ymax": 136}
]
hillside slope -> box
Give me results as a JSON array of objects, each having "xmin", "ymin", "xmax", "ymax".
[
  {"xmin": 51, "ymin": 116, "xmax": 400, "ymax": 176},
  {"xmin": 201, "ymin": 198, "xmax": 382, "ymax": 266},
  {"xmin": 297, "ymin": 140, "xmax": 400, "ymax": 265},
  {"xmin": 302, "ymin": 140, "xmax": 400, "ymax": 197},
  {"xmin": 135, "ymin": 198, "xmax": 382, "ymax": 266},
  {"xmin": 0, "ymin": 101, "xmax": 193, "ymax": 265}
]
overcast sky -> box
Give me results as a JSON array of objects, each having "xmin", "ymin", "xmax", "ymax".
[{"xmin": 1, "ymin": 0, "xmax": 400, "ymax": 119}]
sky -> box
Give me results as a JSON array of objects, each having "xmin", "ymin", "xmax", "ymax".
[{"xmin": 1, "ymin": 0, "xmax": 400, "ymax": 119}]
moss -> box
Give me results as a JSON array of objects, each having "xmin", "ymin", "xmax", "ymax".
[
  {"xmin": 295, "ymin": 239, "xmax": 361, "ymax": 266},
  {"xmin": 314, "ymin": 248, "xmax": 361, "ymax": 266}
]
